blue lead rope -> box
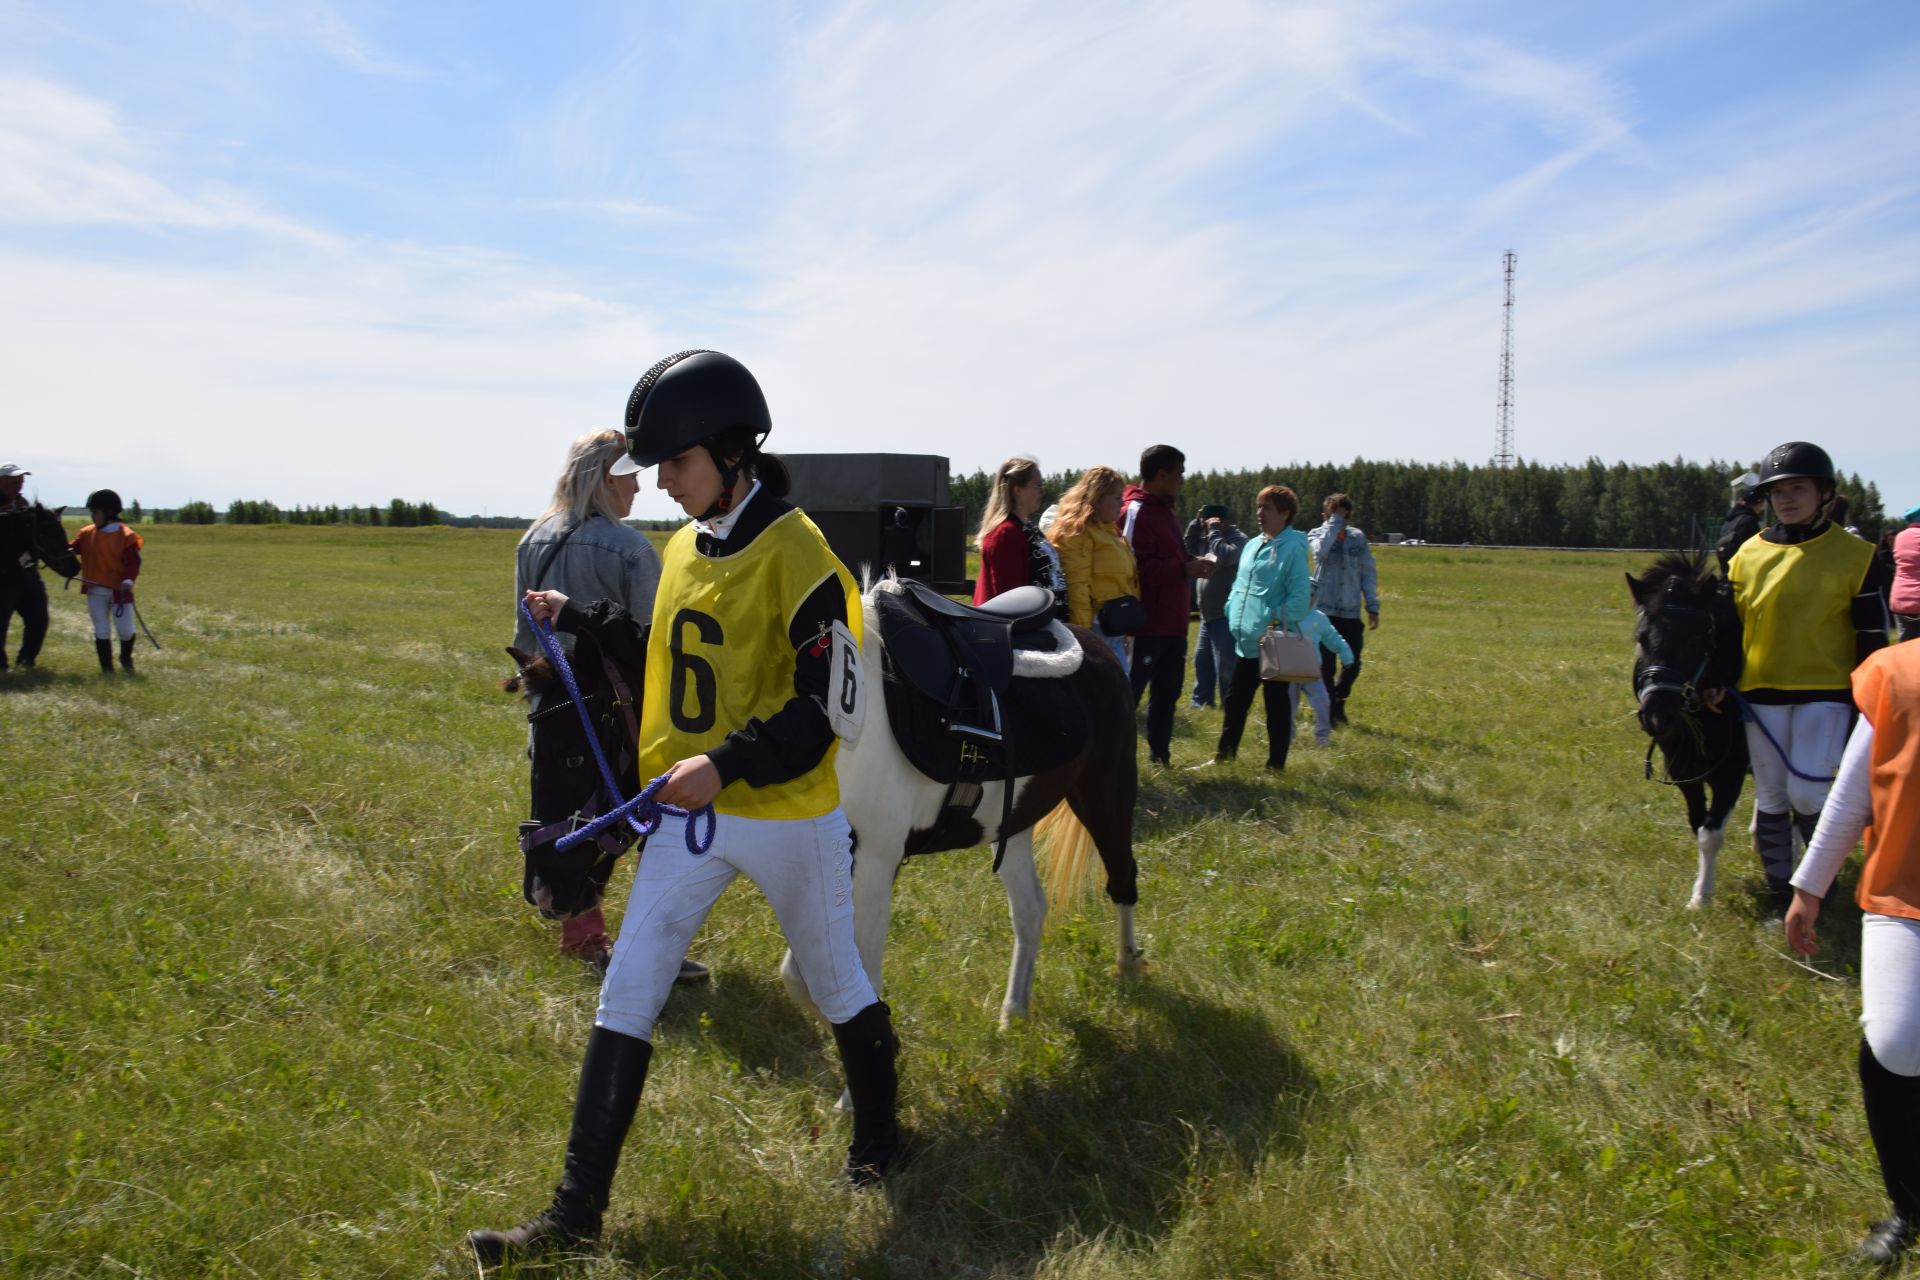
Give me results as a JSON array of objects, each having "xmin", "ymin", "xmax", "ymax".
[
  {"xmin": 519, "ymin": 601, "xmax": 715, "ymax": 855},
  {"xmin": 1728, "ymin": 688, "xmax": 1838, "ymax": 784}
]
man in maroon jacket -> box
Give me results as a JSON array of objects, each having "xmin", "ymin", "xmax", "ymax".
[{"xmin": 1120, "ymin": 445, "xmax": 1212, "ymax": 766}]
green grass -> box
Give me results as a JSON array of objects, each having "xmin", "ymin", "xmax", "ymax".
[{"xmin": 0, "ymin": 527, "xmax": 1887, "ymax": 1277}]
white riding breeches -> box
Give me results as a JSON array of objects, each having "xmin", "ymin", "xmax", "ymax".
[
  {"xmin": 1863, "ymin": 913, "xmax": 1920, "ymax": 1077},
  {"xmin": 86, "ymin": 589, "xmax": 135, "ymax": 641},
  {"xmin": 595, "ymin": 808, "xmax": 877, "ymax": 1041},
  {"xmin": 1743, "ymin": 700, "xmax": 1851, "ymax": 816}
]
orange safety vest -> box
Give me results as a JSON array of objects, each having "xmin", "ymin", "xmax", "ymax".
[{"xmin": 1853, "ymin": 641, "xmax": 1920, "ymax": 922}]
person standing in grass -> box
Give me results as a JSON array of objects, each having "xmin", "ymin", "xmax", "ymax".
[
  {"xmin": 1288, "ymin": 605, "xmax": 1355, "ymax": 748},
  {"xmin": 1203, "ymin": 484, "xmax": 1310, "ymax": 772},
  {"xmin": 1120, "ymin": 445, "xmax": 1212, "ymax": 767},
  {"xmin": 470, "ymin": 350, "xmax": 904, "ymax": 1266},
  {"xmin": 0, "ymin": 463, "xmax": 52, "ymax": 672},
  {"xmin": 512, "ymin": 430, "xmax": 706, "ymax": 980},
  {"xmin": 68, "ymin": 489, "xmax": 143, "ymax": 674},
  {"xmin": 1306, "ymin": 492, "xmax": 1379, "ymax": 728},
  {"xmin": 1703, "ymin": 441, "xmax": 1892, "ymax": 914},
  {"xmin": 1186, "ymin": 504, "xmax": 1246, "ymax": 710},
  {"xmin": 1891, "ymin": 505, "xmax": 1920, "ymax": 643},
  {"xmin": 1048, "ymin": 465, "xmax": 1140, "ymax": 675},
  {"xmin": 973, "ymin": 455, "xmax": 1065, "ymax": 613},
  {"xmin": 1786, "ymin": 639, "xmax": 1920, "ymax": 1267}
]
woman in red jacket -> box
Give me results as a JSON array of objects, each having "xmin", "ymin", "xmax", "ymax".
[{"xmin": 973, "ymin": 456, "xmax": 1065, "ymax": 611}]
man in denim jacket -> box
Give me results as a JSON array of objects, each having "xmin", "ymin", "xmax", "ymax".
[{"xmin": 1306, "ymin": 493, "xmax": 1380, "ymax": 727}]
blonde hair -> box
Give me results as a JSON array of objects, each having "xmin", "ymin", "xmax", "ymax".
[
  {"xmin": 977, "ymin": 456, "xmax": 1042, "ymax": 543},
  {"xmin": 1048, "ymin": 465, "xmax": 1127, "ymax": 545},
  {"xmin": 536, "ymin": 430, "xmax": 629, "ymax": 530}
]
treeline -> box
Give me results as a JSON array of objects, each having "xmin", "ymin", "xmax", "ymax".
[
  {"xmin": 130, "ymin": 500, "xmax": 688, "ymax": 532},
  {"xmin": 951, "ymin": 458, "xmax": 1889, "ymax": 549}
]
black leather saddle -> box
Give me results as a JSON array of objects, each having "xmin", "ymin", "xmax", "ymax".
[{"xmin": 876, "ymin": 581, "xmax": 1056, "ymax": 717}]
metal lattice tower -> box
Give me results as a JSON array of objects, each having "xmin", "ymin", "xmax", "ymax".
[{"xmin": 1493, "ymin": 250, "xmax": 1516, "ymax": 468}]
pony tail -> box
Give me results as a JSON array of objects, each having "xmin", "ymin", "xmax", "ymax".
[
  {"xmin": 1034, "ymin": 800, "xmax": 1099, "ymax": 911},
  {"xmin": 753, "ymin": 451, "xmax": 792, "ymax": 500}
]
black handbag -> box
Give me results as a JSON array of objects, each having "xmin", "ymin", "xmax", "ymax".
[{"xmin": 1096, "ymin": 594, "xmax": 1146, "ymax": 637}]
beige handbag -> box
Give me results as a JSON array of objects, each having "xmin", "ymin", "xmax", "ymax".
[{"xmin": 1257, "ymin": 614, "xmax": 1321, "ymax": 683}]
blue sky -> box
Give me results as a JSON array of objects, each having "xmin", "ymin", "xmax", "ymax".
[{"xmin": 2, "ymin": 0, "xmax": 1914, "ymax": 522}]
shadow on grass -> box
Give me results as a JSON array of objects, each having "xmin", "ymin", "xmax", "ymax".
[
  {"xmin": 593, "ymin": 984, "xmax": 1318, "ymax": 1279},
  {"xmin": 1732, "ymin": 863, "xmax": 1866, "ymax": 971},
  {"xmin": 653, "ymin": 966, "xmax": 830, "ymax": 1080},
  {"xmin": 0, "ymin": 665, "xmax": 106, "ymax": 692},
  {"xmin": 1137, "ymin": 758, "xmax": 1462, "ymax": 841}
]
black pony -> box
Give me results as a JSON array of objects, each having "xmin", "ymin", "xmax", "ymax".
[
  {"xmin": 503, "ymin": 601, "xmax": 647, "ymax": 921},
  {"xmin": 0, "ymin": 504, "xmax": 79, "ymax": 670},
  {"xmin": 1626, "ymin": 551, "xmax": 1748, "ymax": 909}
]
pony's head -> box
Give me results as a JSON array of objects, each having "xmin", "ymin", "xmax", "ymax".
[
  {"xmin": 503, "ymin": 639, "xmax": 637, "ymax": 919},
  {"xmin": 2, "ymin": 504, "xmax": 78, "ymax": 579},
  {"xmin": 1626, "ymin": 551, "xmax": 1724, "ymax": 739}
]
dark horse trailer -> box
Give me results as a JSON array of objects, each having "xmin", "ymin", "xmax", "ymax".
[{"xmin": 782, "ymin": 453, "xmax": 971, "ymax": 595}]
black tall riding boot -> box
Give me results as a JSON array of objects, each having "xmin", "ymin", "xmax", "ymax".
[
  {"xmin": 94, "ymin": 639, "xmax": 114, "ymax": 674},
  {"xmin": 1855, "ymin": 1040, "xmax": 1920, "ymax": 1267},
  {"xmin": 1793, "ymin": 809, "xmax": 1820, "ymax": 852},
  {"xmin": 118, "ymin": 638, "xmax": 136, "ymax": 673},
  {"xmin": 832, "ymin": 1001, "xmax": 903, "ymax": 1185},
  {"xmin": 467, "ymin": 1026, "xmax": 652, "ymax": 1266},
  {"xmin": 1753, "ymin": 810, "xmax": 1796, "ymax": 914}
]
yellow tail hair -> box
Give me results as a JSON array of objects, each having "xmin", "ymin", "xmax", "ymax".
[{"xmin": 1033, "ymin": 800, "xmax": 1099, "ymax": 912}]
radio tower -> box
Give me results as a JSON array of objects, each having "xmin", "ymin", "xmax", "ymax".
[{"xmin": 1493, "ymin": 250, "xmax": 1516, "ymax": 468}]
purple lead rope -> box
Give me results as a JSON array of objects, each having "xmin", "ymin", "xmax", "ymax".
[{"xmin": 519, "ymin": 601, "xmax": 716, "ymax": 854}]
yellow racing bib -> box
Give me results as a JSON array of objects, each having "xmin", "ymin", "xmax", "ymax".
[
  {"xmin": 1730, "ymin": 523, "xmax": 1874, "ymax": 693},
  {"xmin": 639, "ymin": 508, "xmax": 861, "ymax": 819}
]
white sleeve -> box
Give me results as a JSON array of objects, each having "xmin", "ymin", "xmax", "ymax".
[
  {"xmin": 1121, "ymin": 499, "xmax": 1142, "ymax": 546},
  {"xmin": 1791, "ymin": 718, "xmax": 1876, "ymax": 897}
]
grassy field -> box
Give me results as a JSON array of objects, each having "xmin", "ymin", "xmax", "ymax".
[{"xmin": 0, "ymin": 526, "xmax": 1891, "ymax": 1278}]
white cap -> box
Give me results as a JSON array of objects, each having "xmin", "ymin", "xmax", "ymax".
[
  {"xmin": 609, "ymin": 452, "xmax": 646, "ymax": 477},
  {"xmin": 0, "ymin": 463, "xmax": 27, "ymax": 477},
  {"xmin": 1730, "ymin": 470, "xmax": 1759, "ymax": 492}
]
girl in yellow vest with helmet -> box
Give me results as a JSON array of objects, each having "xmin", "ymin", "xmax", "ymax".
[
  {"xmin": 1706, "ymin": 441, "xmax": 1891, "ymax": 912},
  {"xmin": 470, "ymin": 352, "xmax": 902, "ymax": 1266}
]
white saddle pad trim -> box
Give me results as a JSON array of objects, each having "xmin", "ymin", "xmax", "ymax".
[{"xmin": 1011, "ymin": 620, "xmax": 1084, "ymax": 679}]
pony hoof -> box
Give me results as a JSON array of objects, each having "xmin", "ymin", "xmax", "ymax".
[
  {"xmin": 1686, "ymin": 896, "xmax": 1706, "ymax": 911},
  {"xmin": 1113, "ymin": 954, "xmax": 1150, "ymax": 978}
]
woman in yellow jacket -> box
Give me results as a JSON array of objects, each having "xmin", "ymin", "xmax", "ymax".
[{"xmin": 1047, "ymin": 465, "xmax": 1140, "ymax": 675}]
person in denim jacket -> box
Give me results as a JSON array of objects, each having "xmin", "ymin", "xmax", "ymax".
[
  {"xmin": 1202, "ymin": 484, "xmax": 1311, "ymax": 771},
  {"xmin": 1306, "ymin": 493, "xmax": 1380, "ymax": 727}
]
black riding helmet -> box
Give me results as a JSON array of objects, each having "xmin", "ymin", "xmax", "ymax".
[
  {"xmin": 614, "ymin": 349, "xmax": 770, "ymax": 470},
  {"xmin": 1755, "ymin": 441, "xmax": 1835, "ymax": 492},
  {"xmin": 84, "ymin": 488, "xmax": 124, "ymax": 519}
]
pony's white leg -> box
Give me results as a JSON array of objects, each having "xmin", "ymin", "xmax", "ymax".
[
  {"xmin": 995, "ymin": 827, "xmax": 1044, "ymax": 1030},
  {"xmin": 1114, "ymin": 901, "xmax": 1145, "ymax": 975},
  {"xmin": 1688, "ymin": 824, "xmax": 1724, "ymax": 910}
]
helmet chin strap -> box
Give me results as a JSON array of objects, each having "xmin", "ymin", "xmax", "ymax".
[{"xmin": 697, "ymin": 444, "xmax": 748, "ymax": 522}]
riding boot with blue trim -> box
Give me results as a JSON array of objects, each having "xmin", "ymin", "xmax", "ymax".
[
  {"xmin": 832, "ymin": 1001, "xmax": 904, "ymax": 1185},
  {"xmin": 1854, "ymin": 1040, "xmax": 1920, "ymax": 1268},
  {"xmin": 467, "ymin": 1026, "xmax": 651, "ymax": 1266},
  {"xmin": 1752, "ymin": 810, "xmax": 1796, "ymax": 915},
  {"xmin": 1792, "ymin": 809, "xmax": 1820, "ymax": 854},
  {"xmin": 94, "ymin": 639, "xmax": 114, "ymax": 674}
]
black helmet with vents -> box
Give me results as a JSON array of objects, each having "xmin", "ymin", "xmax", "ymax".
[
  {"xmin": 1755, "ymin": 441, "xmax": 1835, "ymax": 491},
  {"xmin": 614, "ymin": 350, "xmax": 771, "ymax": 472}
]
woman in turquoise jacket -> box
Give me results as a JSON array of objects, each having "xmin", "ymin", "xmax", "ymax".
[{"xmin": 1208, "ymin": 484, "xmax": 1313, "ymax": 770}]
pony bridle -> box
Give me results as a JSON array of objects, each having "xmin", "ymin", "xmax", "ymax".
[{"xmin": 1634, "ymin": 604, "xmax": 1716, "ymax": 712}]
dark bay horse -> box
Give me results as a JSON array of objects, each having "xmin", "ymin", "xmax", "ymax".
[
  {"xmin": 0, "ymin": 504, "xmax": 79, "ymax": 669},
  {"xmin": 1626, "ymin": 551, "xmax": 1748, "ymax": 909}
]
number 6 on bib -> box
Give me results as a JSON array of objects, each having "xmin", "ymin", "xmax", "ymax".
[{"xmin": 824, "ymin": 618, "xmax": 863, "ymax": 743}]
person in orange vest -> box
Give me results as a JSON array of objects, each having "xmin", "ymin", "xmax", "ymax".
[
  {"xmin": 1787, "ymin": 639, "xmax": 1920, "ymax": 1267},
  {"xmin": 68, "ymin": 488, "xmax": 144, "ymax": 674}
]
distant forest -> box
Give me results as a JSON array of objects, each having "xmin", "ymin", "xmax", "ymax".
[
  {"xmin": 950, "ymin": 458, "xmax": 1891, "ymax": 549},
  {"xmin": 127, "ymin": 499, "xmax": 687, "ymax": 532}
]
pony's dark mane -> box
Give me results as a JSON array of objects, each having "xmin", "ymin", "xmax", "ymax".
[{"xmin": 1636, "ymin": 551, "xmax": 1714, "ymax": 604}]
